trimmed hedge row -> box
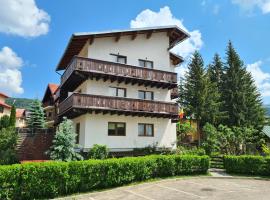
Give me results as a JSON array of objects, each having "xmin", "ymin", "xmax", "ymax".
[
  {"xmin": 0, "ymin": 155, "xmax": 209, "ymax": 200},
  {"xmin": 224, "ymin": 155, "xmax": 270, "ymax": 176}
]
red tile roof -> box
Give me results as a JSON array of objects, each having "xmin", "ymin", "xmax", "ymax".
[
  {"xmin": 0, "ymin": 92, "xmax": 9, "ymax": 98},
  {"xmin": 16, "ymin": 108, "xmax": 25, "ymax": 118},
  {"xmin": 0, "ymin": 101, "xmax": 11, "ymax": 109},
  {"xmin": 48, "ymin": 84, "xmax": 59, "ymax": 94}
]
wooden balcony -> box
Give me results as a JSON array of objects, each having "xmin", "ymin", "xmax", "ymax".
[
  {"xmin": 60, "ymin": 56, "xmax": 178, "ymax": 93},
  {"xmin": 59, "ymin": 93, "xmax": 179, "ymax": 121}
]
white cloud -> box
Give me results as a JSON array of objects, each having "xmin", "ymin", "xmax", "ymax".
[
  {"xmin": 0, "ymin": 47, "xmax": 24, "ymax": 95},
  {"xmin": 130, "ymin": 6, "xmax": 203, "ymax": 62},
  {"xmin": 246, "ymin": 61, "xmax": 270, "ymax": 97},
  {"xmin": 232, "ymin": 0, "xmax": 270, "ymax": 14},
  {"xmin": 0, "ymin": 0, "xmax": 50, "ymax": 37}
]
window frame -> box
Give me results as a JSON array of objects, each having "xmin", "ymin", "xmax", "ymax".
[
  {"xmin": 108, "ymin": 122, "xmax": 126, "ymax": 136},
  {"xmin": 138, "ymin": 59, "xmax": 154, "ymax": 69},
  {"xmin": 109, "ymin": 87, "xmax": 127, "ymax": 97},
  {"xmin": 138, "ymin": 90, "xmax": 154, "ymax": 100},
  {"xmin": 138, "ymin": 123, "xmax": 154, "ymax": 137},
  {"xmin": 110, "ymin": 53, "xmax": 127, "ymax": 64}
]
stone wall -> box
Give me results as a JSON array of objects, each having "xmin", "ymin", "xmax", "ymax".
[{"xmin": 16, "ymin": 129, "xmax": 54, "ymax": 161}]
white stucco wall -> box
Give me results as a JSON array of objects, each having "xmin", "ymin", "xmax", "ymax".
[
  {"xmin": 0, "ymin": 107, "xmax": 11, "ymax": 118},
  {"xmin": 87, "ymin": 32, "xmax": 172, "ymax": 72},
  {"xmin": 73, "ymin": 113, "xmax": 176, "ymax": 151},
  {"xmin": 70, "ymin": 31, "xmax": 177, "ymax": 151},
  {"xmin": 74, "ymin": 79, "xmax": 171, "ymax": 102}
]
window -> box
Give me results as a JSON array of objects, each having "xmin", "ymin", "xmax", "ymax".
[
  {"xmin": 0, "ymin": 106, "xmax": 3, "ymax": 113},
  {"xmin": 111, "ymin": 54, "xmax": 127, "ymax": 64},
  {"xmin": 139, "ymin": 59, "xmax": 153, "ymax": 69},
  {"xmin": 108, "ymin": 122, "xmax": 126, "ymax": 136},
  {"xmin": 138, "ymin": 124, "xmax": 154, "ymax": 137},
  {"xmin": 109, "ymin": 87, "xmax": 126, "ymax": 97},
  {"xmin": 76, "ymin": 123, "xmax": 80, "ymax": 144},
  {"xmin": 138, "ymin": 90, "xmax": 154, "ymax": 100}
]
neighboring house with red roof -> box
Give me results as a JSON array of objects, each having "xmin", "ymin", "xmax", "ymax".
[
  {"xmin": 42, "ymin": 83, "xmax": 59, "ymax": 127},
  {"xmin": 16, "ymin": 108, "xmax": 27, "ymax": 128},
  {"xmin": 0, "ymin": 92, "xmax": 11, "ymax": 118}
]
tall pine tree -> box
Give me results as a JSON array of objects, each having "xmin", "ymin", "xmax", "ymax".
[
  {"xmin": 27, "ymin": 100, "xmax": 46, "ymax": 129},
  {"xmin": 221, "ymin": 41, "xmax": 265, "ymax": 127},
  {"xmin": 9, "ymin": 105, "xmax": 16, "ymax": 127},
  {"xmin": 205, "ymin": 54, "xmax": 227, "ymax": 125},
  {"xmin": 179, "ymin": 51, "xmax": 207, "ymax": 144},
  {"xmin": 208, "ymin": 53, "xmax": 224, "ymax": 90}
]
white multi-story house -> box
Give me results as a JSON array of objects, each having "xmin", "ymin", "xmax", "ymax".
[{"xmin": 56, "ymin": 26, "xmax": 189, "ymax": 152}]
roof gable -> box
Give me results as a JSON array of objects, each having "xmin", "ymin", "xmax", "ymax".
[{"xmin": 56, "ymin": 25, "xmax": 189, "ymax": 70}]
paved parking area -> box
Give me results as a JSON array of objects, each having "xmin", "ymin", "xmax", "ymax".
[{"xmin": 58, "ymin": 177, "xmax": 270, "ymax": 200}]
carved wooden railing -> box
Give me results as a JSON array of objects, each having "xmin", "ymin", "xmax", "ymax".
[
  {"xmin": 61, "ymin": 56, "xmax": 177, "ymax": 86},
  {"xmin": 59, "ymin": 93, "xmax": 178, "ymax": 118}
]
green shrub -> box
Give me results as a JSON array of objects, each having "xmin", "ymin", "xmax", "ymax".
[
  {"xmin": 88, "ymin": 144, "xmax": 109, "ymax": 159},
  {"xmin": 224, "ymin": 155, "xmax": 269, "ymax": 176},
  {"xmin": 175, "ymin": 146, "xmax": 206, "ymax": 156},
  {"xmin": 0, "ymin": 155, "xmax": 209, "ymax": 199},
  {"xmin": 0, "ymin": 127, "xmax": 18, "ymax": 165}
]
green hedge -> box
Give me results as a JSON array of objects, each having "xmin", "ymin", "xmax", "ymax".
[
  {"xmin": 0, "ymin": 155, "xmax": 209, "ymax": 199},
  {"xmin": 224, "ymin": 155, "xmax": 270, "ymax": 176}
]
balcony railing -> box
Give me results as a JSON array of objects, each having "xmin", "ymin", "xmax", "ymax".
[
  {"xmin": 61, "ymin": 56, "xmax": 178, "ymax": 89},
  {"xmin": 59, "ymin": 93, "xmax": 178, "ymax": 120}
]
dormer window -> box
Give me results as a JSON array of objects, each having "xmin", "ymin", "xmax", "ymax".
[
  {"xmin": 139, "ymin": 59, "xmax": 153, "ymax": 69},
  {"xmin": 111, "ymin": 53, "xmax": 127, "ymax": 64}
]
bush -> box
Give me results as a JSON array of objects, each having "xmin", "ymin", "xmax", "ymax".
[
  {"xmin": 88, "ymin": 144, "xmax": 109, "ymax": 159},
  {"xmin": 224, "ymin": 155, "xmax": 270, "ymax": 176},
  {"xmin": 0, "ymin": 155, "xmax": 209, "ymax": 199},
  {"xmin": 175, "ymin": 146, "xmax": 206, "ymax": 156},
  {"xmin": 0, "ymin": 127, "xmax": 18, "ymax": 165}
]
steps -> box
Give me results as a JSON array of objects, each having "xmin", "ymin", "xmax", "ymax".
[
  {"xmin": 16, "ymin": 132, "xmax": 29, "ymax": 156},
  {"xmin": 210, "ymin": 155, "xmax": 224, "ymax": 169}
]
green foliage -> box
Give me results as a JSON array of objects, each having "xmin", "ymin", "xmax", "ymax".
[
  {"xmin": 221, "ymin": 41, "xmax": 265, "ymax": 128},
  {"xmin": 6, "ymin": 98, "xmax": 35, "ymax": 109},
  {"xmin": 88, "ymin": 144, "xmax": 109, "ymax": 159},
  {"xmin": 26, "ymin": 99, "xmax": 45, "ymax": 128},
  {"xmin": 201, "ymin": 123, "xmax": 261, "ymax": 155},
  {"xmin": 176, "ymin": 121, "xmax": 195, "ymax": 143},
  {"xmin": 0, "ymin": 127, "xmax": 18, "ymax": 165},
  {"xmin": 48, "ymin": 117, "xmax": 83, "ymax": 161},
  {"xmin": 175, "ymin": 146, "xmax": 206, "ymax": 156},
  {"xmin": 179, "ymin": 51, "xmax": 207, "ymax": 125},
  {"xmin": 179, "ymin": 51, "xmax": 225, "ymax": 133},
  {"xmin": 202, "ymin": 123, "xmax": 220, "ymax": 155},
  {"xmin": 208, "ymin": 53, "xmax": 224, "ymax": 89},
  {"xmin": 0, "ymin": 155, "xmax": 209, "ymax": 199},
  {"xmin": 0, "ymin": 115, "xmax": 10, "ymax": 129},
  {"xmin": 179, "ymin": 41, "xmax": 266, "ymax": 146},
  {"xmin": 9, "ymin": 105, "xmax": 16, "ymax": 127},
  {"xmin": 224, "ymin": 155, "xmax": 270, "ymax": 176},
  {"xmin": 262, "ymin": 144, "xmax": 270, "ymax": 156}
]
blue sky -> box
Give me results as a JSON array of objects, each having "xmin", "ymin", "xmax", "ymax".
[{"xmin": 0, "ymin": 0, "xmax": 269, "ymax": 103}]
